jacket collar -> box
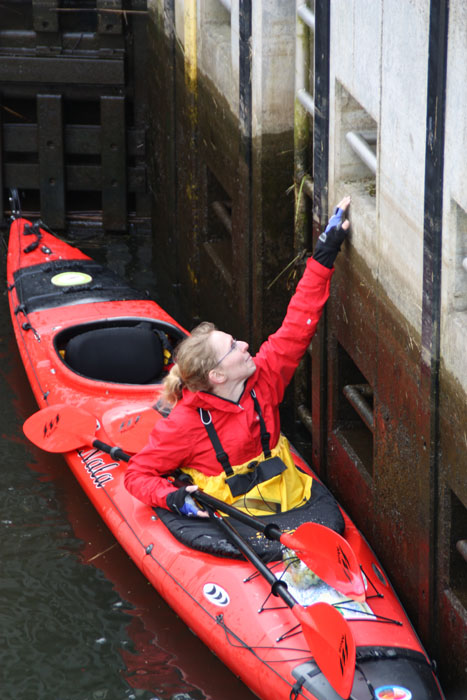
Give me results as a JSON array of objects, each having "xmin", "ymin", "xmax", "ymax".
[{"xmin": 181, "ymin": 371, "xmax": 258, "ymax": 412}]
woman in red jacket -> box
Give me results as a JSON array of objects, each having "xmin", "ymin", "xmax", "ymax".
[{"xmin": 124, "ymin": 197, "xmax": 351, "ymax": 519}]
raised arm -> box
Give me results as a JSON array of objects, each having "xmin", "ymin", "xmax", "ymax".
[{"xmin": 254, "ymin": 197, "xmax": 351, "ymax": 400}]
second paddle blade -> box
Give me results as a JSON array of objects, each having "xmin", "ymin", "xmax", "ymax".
[
  {"xmin": 294, "ymin": 602, "xmax": 356, "ymax": 699},
  {"xmin": 281, "ymin": 522, "xmax": 366, "ymax": 602},
  {"xmin": 101, "ymin": 405, "xmax": 157, "ymax": 453},
  {"xmin": 23, "ymin": 404, "xmax": 97, "ymax": 452}
]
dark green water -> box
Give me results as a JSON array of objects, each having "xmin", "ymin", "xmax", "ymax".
[{"xmin": 0, "ymin": 225, "xmax": 255, "ymax": 700}]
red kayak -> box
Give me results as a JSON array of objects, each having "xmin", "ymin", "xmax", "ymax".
[{"xmin": 7, "ymin": 209, "xmax": 445, "ymax": 700}]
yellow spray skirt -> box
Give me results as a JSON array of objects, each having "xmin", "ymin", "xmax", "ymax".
[{"xmin": 181, "ymin": 434, "xmax": 312, "ymax": 516}]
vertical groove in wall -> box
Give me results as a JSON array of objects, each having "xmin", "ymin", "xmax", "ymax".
[
  {"xmin": 184, "ymin": 0, "xmax": 197, "ymax": 89},
  {"xmin": 164, "ymin": 0, "xmax": 179, "ymax": 290},
  {"xmin": 183, "ymin": 0, "xmax": 200, "ymax": 299},
  {"xmin": 422, "ymin": 0, "xmax": 449, "ymax": 646},
  {"xmin": 312, "ymin": 0, "xmax": 330, "ymax": 240},
  {"xmin": 0, "ymin": 95, "xmax": 3, "ymax": 219},
  {"xmin": 294, "ymin": 3, "xmax": 311, "ymax": 254},
  {"xmin": 311, "ymin": 0, "xmax": 330, "ymax": 479},
  {"xmin": 239, "ymin": 0, "xmax": 253, "ymax": 343}
]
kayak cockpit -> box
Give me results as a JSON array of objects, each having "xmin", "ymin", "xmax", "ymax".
[
  {"xmin": 156, "ymin": 479, "xmax": 345, "ymax": 561},
  {"xmin": 54, "ymin": 318, "xmax": 186, "ymax": 385}
]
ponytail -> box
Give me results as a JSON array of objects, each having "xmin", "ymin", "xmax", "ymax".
[
  {"xmin": 161, "ymin": 322, "xmax": 218, "ymax": 406},
  {"xmin": 162, "ymin": 363, "xmax": 185, "ymax": 405}
]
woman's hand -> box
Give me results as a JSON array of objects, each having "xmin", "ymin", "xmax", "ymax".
[
  {"xmin": 166, "ymin": 484, "xmax": 209, "ymax": 517},
  {"xmin": 336, "ymin": 195, "xmax": 351, "ymax": 212},
  {"xmin": 313, "ymin": 196, "xmax": 351, "ymax": 268},
  {"xmin": 185, "ymin": 484, "xmax": 210, "ymax": 517}
]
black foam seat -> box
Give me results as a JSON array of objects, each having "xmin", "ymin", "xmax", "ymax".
[{"xmin": 65, "ymin": 326, "xmax": 164, "ymax": 384}]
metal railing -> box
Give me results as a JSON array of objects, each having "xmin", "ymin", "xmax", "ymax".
[
  {"xmin": 218, "ymin": 0, "xmax": 232, "ymax": 13},
  {"xmin": 343, "ymin": 383, "xmax": 374, "ymax": 432},
  {"xmin": 297, "ymin": 3, "xmax": 315, "ymax": 30},
  {"xmin": 456, "ymin": 539, "xmax": 467, "ymax": 563},
  {"xmin": 345, "ymin": 130, "xmax": 377, "ymax": 175},
  {"xmin": 296, "ymin": 3, "xmax": 315, "ymax": 117},
  {"xmin": 297, "ymin": 89, "xmax": 315, "ymax": 117}
]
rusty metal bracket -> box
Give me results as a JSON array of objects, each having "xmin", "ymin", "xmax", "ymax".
[
  {"xmin": 97, "ymin": 0, "xmax": 123, "ymax": 35},
  {"xmin": 342, "ymin": 383, "xmax": 374, "ymax": 432},
  {"xmin": 33, "ymin": 0, "xmax": 60, "ymax": 34},
  {"xmin": 456, "ymin": 539, "xmax": 467, "ymax": 564}
]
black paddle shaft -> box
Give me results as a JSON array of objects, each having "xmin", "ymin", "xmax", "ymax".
[
  {"xmin": 194, "ymin": 490, "xmax": 282, "ymax": 541},
  {"xmin": 92, "ymin": 439, "xmax": 131, "ymax": 463},
  {"xmin": 209, "ymin": 510, "xmax": 296, "ymax": 609},
  {"xmin": 90, "ymin": 441, "xmax": 297, "ymax": 608},
  {"xmin": 89, "ymin": 442, "xmax": 283, "ymax": 554},
  {"xmin": 87, "ymin": 442, "xmax": 281, "ymax": 544}
]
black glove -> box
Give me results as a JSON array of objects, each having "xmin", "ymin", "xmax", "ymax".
[
  {"xmin": 313, "ymin": 207, "xmax": 348, "ymax": 268},
  {"xmin": 166, "ymin": 487, "xmax": 199, "ymax": 516}
]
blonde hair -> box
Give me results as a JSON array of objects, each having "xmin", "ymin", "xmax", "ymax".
[{"xmin": 162, "ymin": 322, "xmax": 218, "ymax": 405}]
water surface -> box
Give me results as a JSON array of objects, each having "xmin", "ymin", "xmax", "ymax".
[{"xmin": 0, "ymin": 226, "xmax": 255, "ymax": 700}]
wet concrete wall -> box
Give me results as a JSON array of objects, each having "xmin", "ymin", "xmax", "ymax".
[
  {"xmin": 146, "ymin": 1, "xmax": 466, "ymax": 695},
  {"xmin": 327, "ymin": 245, "xmax": 466, "ymax": 696},
  {"xmin": 147, "ymin": 0, "xmax": 296, "ymax": 348},
  {"xmin": 327, "ymin": 0, "xmax": 467, "ymax": 693}
]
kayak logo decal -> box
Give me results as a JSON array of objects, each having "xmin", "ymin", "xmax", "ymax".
[
  {"xmin": 375, "ymin": 686, "xmax": 412, "ymax": 700},
  {"xmin": 337, "ymin": 544, "xmax": 352, "ymax": 583},
  {"xmin": 42, "ymin": 413, "xmax": 61, "ymax": 439},
  {"xmin": 78, "ymin": 447, "xmax": 119, "ymax": 488},
  {"xmin": 339, "ymin": 633, "xmax": 350, "ymax": 675},
  {"xmin": 203, "ymin": 583, "xmax": 230, "ymax": 607}
]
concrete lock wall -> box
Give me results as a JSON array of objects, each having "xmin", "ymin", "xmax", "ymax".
[
  {"xmin": 146, "ymin": 1, "xmax": 466, "ymax": 693},
  {"xmin": 329, "ymin": 0, "xmax": 467, "ymax": 394},
  {"xmin": 327, "ymin": 0, "xmax": 466, "ymax": 692},
  {"xmin": 147, "ymin": 0, "xmax": 297, "ymax": 345}
]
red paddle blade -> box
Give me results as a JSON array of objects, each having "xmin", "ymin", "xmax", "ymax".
[
  {"xmin": 23, "ymin": 404, "xmax": 96, "ymax": 452},
  {"xmin": 281, "ymin": 522, "xmax": 365, "ymax": 602},
  {"xmin": 101, "ymin": 405, "xmax": 157, "ymax": 453},
  {"xmin": 294, "ymin": 602, "xmax": 356, "ymax": 698}
]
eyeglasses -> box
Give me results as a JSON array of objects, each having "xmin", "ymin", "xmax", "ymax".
[{"xmin": 214, "ymin": 339, "xmax": 238, "ymax": 367}]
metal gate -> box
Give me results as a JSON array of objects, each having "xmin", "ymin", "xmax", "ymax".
[{"xmin": 0, "ymin": 0, "xmax": 149, "ymax": 232}]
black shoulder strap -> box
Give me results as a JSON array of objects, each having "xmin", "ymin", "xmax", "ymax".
[
  {"xmin": 199, "ymin": 390, "xmax": 272, "ymax": 475},
  {"xmin": 199, "ymin": 408, "xmax": 234, "ymax": 476},
  {"xmin": 250, "ymin": 389, "xmax": 271, "ymax": 458}
]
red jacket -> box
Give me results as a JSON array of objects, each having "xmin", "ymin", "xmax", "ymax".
[{"xmin": 124, "ymin": 258, "xmax": 333, "ymax": 508}]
